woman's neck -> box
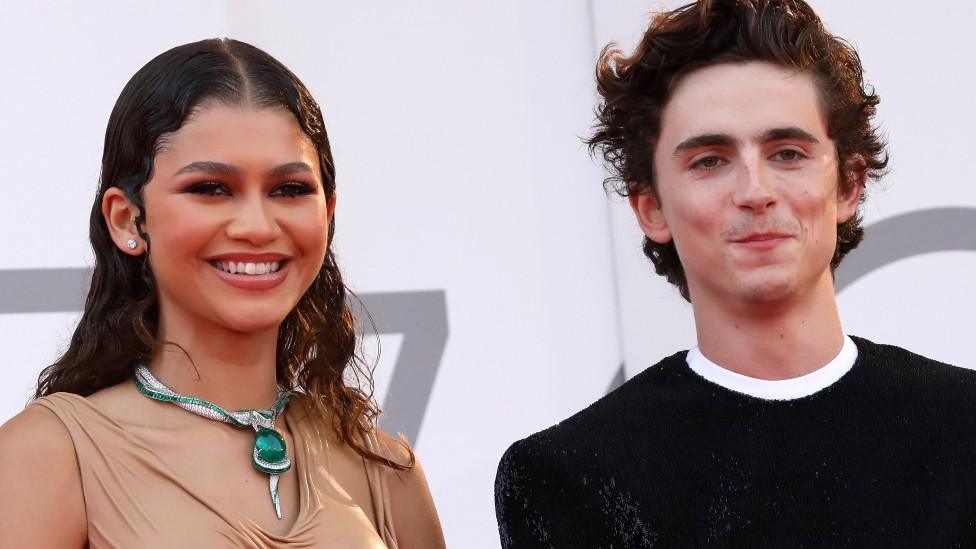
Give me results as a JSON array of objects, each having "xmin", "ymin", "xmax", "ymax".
[{"xmin": 148, "ymin": 313, "xmax": 282, "ymax": 411}]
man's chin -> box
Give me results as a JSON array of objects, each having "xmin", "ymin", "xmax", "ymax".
[{"xmin": 736, "ymin": 275, "xmax": 799, "ymax": 305}]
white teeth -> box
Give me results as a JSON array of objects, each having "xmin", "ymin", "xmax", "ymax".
[{"xmin": 213, "ymin": 260, "xmax": 284, "ymax": 276}]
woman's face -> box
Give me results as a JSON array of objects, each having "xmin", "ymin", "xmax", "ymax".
[{"xmin": 140, "ymin": 103, "xmax": 334, "ymax": 335}]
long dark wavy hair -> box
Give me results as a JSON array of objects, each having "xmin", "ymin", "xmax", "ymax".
[
  {"xmin": 587, "ymin": 0, "xmax": 889, "ymax": 301},
  {"xmin": 35, "ymin": 38, "xmax": 411, "ymax": 470}
]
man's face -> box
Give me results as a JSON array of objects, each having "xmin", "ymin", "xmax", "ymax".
[{"xmin": 632, "ymin": 61, "xmax": 860, "ymax": 309}]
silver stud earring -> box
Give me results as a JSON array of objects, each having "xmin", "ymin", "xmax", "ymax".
[{"xmin": 126, "ymin": 239, "xmax": 138, "ymax": 250}]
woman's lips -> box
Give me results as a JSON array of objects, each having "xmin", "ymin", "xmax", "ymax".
[{"xmin": 208, "ymin": 259, "xmax": 289, "ymax": 290}]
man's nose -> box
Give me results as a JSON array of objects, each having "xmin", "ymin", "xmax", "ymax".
[{"xmin": 732, "ymin": 156, "xmax": 776, "ymax": 213}]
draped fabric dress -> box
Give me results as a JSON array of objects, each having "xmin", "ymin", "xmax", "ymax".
[{"xmin": 34, "ymin": 392, "xmax": 398, "ymax": 548}]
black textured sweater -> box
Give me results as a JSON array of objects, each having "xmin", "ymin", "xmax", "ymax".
[{"xmin": 495, "ymin": 337, "xmax": 976, "ymax": 548}]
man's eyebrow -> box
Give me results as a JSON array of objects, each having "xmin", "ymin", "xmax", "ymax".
[
  {"xmin": 672, "ymin": 133, "xmax": 736, "ymax": 158},
  {"xmin": 671, "ymin": 127, "xmax": 820, "ymax": 158},
  {"xmin": 759, "ymin": 127, "xmax": 820, "ymax": 144},
  {"xmin": 174, "ymin": 161, "xmax": 240, "ymax": 176},
  {"xmin": 267, "ymin": 161, "xmax": 315, "ymax": 178}
]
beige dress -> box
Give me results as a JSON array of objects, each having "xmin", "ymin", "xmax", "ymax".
[{"xmin": 33, "ymin": 392, "xmax": 398, "ymax": 548}]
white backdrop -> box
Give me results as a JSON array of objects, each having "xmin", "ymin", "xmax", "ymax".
[{"xmin": 1, "ymin": 2, "xmax": 973, "ymax": 547}]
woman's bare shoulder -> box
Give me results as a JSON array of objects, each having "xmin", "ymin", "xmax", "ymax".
[
  {"xmin": 87, "ymin": 379, "xmax": 146, "ymax": 417},
  {"xmin": 371, "ymin": 429, "xmax": 416, "ymax": 468},
  {"xmin": 0, "ymin": 401, "xmax": 75, "ymax": 451},
  {"xmin": 0, "ymin": 403, "xmax": 88, "ymax": 547},
  {"xmin": 372, "ymin": 430, "xmax": 446, "ymax": 549}
]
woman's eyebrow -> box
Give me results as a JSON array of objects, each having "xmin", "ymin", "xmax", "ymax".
[
  {"xmin": 267, "ymin": 162, "xmax": 314, "ymax": 178},
  {"xmin": 172, "ymin": 161, "xmax": 315, "ymax": 178},
  {"xmin": 174, "ymin": 161, "xmax": 240, "ymax": 176}
]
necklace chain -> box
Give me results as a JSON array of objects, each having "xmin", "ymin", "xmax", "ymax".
[
  {"xmin": 134, "ymin": 366, "xmax": 290, "ymax": 428},
  {"xmin": 133, "ymin": 365, "xmax": 293, "ymax": 519}
]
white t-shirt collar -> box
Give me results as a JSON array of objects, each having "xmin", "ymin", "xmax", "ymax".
[{"xmin": 685, "ymin": 335, "xmax": 858, "ymax": 401}]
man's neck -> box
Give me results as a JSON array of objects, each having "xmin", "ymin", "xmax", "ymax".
[{"xmin": 692, "ymin": 274, "xmax": 845, "ymax": 380}]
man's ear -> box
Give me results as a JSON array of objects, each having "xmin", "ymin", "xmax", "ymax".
[
  {"xmin": 837, "ymin": 154, "xmax": 867, "ymax": 224},
  {"xmin": 102, "ymin": 187, "xmax": 144, "ymax": 255},
  {"xmin": 629, "ymin": 190, "xmax": 673, "ymax": 244}
]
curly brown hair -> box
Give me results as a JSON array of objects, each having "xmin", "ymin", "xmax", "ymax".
[
  {"xmin": 35, "ymin": 38, "xmax": 412, "ymax": 471},
  {"xmin": 587, "ymin": 0, "xmax": 888, "ymax": 301}
]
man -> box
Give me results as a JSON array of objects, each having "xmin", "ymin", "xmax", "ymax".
[{"xmin": 495, "ymin": 1, "xmax": 976, "ymax": 547}]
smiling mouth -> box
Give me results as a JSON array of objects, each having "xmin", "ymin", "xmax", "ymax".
[{"xmin": 208, "ymin": 260, "xmax": 286, "ymax": 275}]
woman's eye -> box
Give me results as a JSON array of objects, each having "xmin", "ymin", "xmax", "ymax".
[
  {"xmin": 185, "ymin": 181, "xmax": 229, "ymax": 196},
  {"xmin": 272, "ymin": 182, "xmax": 315, "ymax": 198}
]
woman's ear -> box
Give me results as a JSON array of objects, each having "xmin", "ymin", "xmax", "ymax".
[
  {"xmin": 629, "ymin": 191, "xmax": 673, "ymax": 244},
  {"xmin": 837, "ymin": 154, "xmax": 867, "ymax": 224},
  {"xmin": 326, "ymin": 194, "xmax": 337, "ymax": 222},
  {"xmin": 102, "ymin": 188, "xmax": 144, "ymax": 255}
]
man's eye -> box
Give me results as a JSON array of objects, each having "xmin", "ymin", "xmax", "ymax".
[
  {"xmin": 272, "ymin": 182, "xmax": 315, "ymax": 198},
  {"xmin": 691, "ymin": 156, "xmax": 725, "ymax": 171},
  {"xmin": 774, "ymin": 149, "xmax": 805, "ymax": 162},
  {"xmin": 185, "ymin": 181, "xmax": 229, "ymax": 196}
]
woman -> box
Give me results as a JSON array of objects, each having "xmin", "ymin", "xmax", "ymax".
[{"xmin": 0, "ymin": 38, "xmax": 444, "ymax": 548}]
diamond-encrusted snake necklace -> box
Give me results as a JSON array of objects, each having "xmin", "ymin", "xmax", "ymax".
[{"xmin": 133, "ymin": 364, "xmax": 293, "ymax": 519}]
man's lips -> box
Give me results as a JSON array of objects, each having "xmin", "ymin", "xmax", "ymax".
[
  {"xmin": 732, "ymin": 233, "xmax": 790, "ymax": 243},
  {"xmin": 731, "ymin": 233, "xmax": 792, "ymax": 249}
]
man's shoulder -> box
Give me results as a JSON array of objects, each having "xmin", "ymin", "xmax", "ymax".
[
  {"xmin": 853, "ymin": 335, "xmax": 974, "ymax": 382},
  {"xmin": 852, "ymin": 335, "xmax": 976, "ymax": 411},
  {"xmin": 500, "ymin": 349, "xmax": 689, "ymax": 467}
]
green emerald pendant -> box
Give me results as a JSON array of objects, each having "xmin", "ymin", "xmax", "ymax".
[{"xmin": 253, "ymin": 428, "xmax": 291, "ymax": 474}]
